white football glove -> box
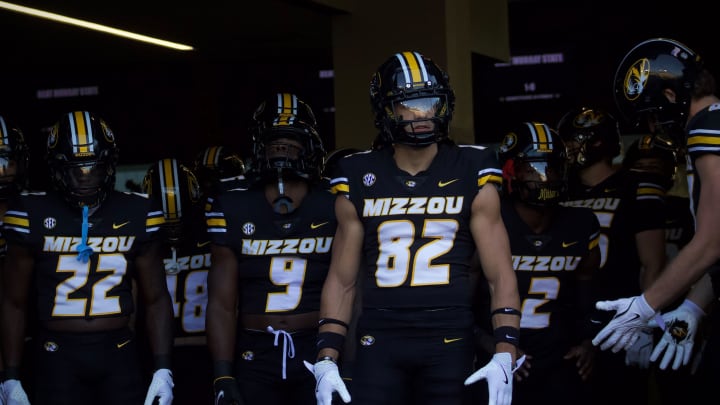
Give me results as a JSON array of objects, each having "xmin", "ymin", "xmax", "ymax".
[
  {"xmin": 1, "ymin": 379, "xmax": 30, "ymax": 405},
  {"xmin": 303, "ymin": 359, "xmax": 351, "ymax": 405},
  {"xmin": 650, "ymin": 299, "xmax": 705, "ymax": 370},
  {"xmin": 592, "ymin": 295, "xmax": 657, "ymax": 352},
  {"xmin": 464, "ymin": 353, "xmax": 525, "ymax": 405},
  {"xmin": 144, "ymin": 368, "xmax": 174, "ymax": 405},
  {"xmin": 624, "ymin": 328, "xmax": 653, "ymax": 369}
]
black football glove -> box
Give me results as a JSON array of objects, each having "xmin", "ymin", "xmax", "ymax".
[{"xmin": 214, "ymin": 376, "xmax": 243, "ymax": 405}]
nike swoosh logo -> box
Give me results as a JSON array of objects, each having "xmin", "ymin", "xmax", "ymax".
[
  {"xmin": 113, "ymin": 221, "xmax": 130, "ymax": 229},
  {"xmin": 443, "ymin": 337, "xmax": 463, "ymax": 344},
  {"xmin": 116, "ymin": 339, "xmax": 131, "ymax": 348},
  {"xmin": 197, "ymin": 241, "xmax": 211, "ymax": 248},
  {"xmin": 311, "ymin": 222, "xmax": 329, "ymax": 229},
  {"xmin": 438, "ymin": 179, "xmax": 459, "ymax": 187},
  {"xmin": 562, "ymin": 241, "xmax": 578, "ymax": 248}
]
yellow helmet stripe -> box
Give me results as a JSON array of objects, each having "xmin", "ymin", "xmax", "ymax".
[
  {"xmin": 274, "ymin": 93, "xmax": 298, "ymax": 126},
  {"xmin": 526, "ymin": 122, "xmax": 553, "ymax": 152},
  {"xmin": 396, "ymin": 51, "xmax": 429, "ymax": 86},
  {"xmin": 159, "ymin": 158, "xmax": 181, "ymax": 220},
  {"xmin": 203, "ymin": 146, "xmax": 222, "ymax": 169},
  {"xmin": 69, "ymin": 111, "xmax": 94, "ymax": 155}
]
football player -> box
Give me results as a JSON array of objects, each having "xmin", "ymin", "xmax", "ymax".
[
  {"xmin": 206, "ymin": 93, "xmax": 333, "ymax": 405},
  {"xmin": 591, "ymin": 38, "xmax": 720, "ymax": 398},
  {"xmin": 140, "ymin": 158, "xmax": 213, "ymax": 404},
  {"xmin": 557, "ymin": 106, "xmax": 668, "ymax": 405},
  {"xmin": 0, "ymin": 111, "xmax": 174, "ymax": 405},
  {"xmin": 306, "ymin": 51, "xmax": 522, "ymax": 405},
  {"xmin": 192, "ymin": 145, "xmax": 247, "ymax": 198},
  {"xmin": 0, "ymin": 115, "xmax": 30, "ymax": 404},
  {"xmin": 476, "ymin": 122, "xmax": 600, "ymax": 404}
]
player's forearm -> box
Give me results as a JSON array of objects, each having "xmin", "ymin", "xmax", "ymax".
[
  {"xmin": 1, "ymin": 301, "xmax": 27, "ymax": 369},
  {"xmin": 644, "ymin": 238, "xmax": 719, "ymax": 310},
  {"xmin": 145, "ymin": 297, "xmax": 174, "ymax": 362},
  {"xmin": 319, "ymin": 273, "xmax": 356, "ymax": 329},
  {"xmin": 206, "ymin": 301, "xmax": 238, "ymax": 362}
]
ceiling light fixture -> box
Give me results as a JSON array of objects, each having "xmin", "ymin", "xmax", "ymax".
[{"xmin": 0, "ymin": 1, "xmax": 194, "ymax": 51}]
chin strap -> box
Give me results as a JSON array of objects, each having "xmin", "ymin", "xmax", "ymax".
[
  {"xmin": 166, "ymin": 246, "xmax": 180, "ymax": 274},
  {"xmin": 76, "ymin": 205, "xmax": 94, "ymax": 263},
  {"xmin": 272, "ymin": 168, "xmax": 295, "ymax": 214}
]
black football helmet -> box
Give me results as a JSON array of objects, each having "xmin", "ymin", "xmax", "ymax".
[
  {"xmin": 614, "ymin": 38, "xmax": 702, "ymax": 143},
  {"xmin": 0, "ymin": 115, "xmax": 29, "ymax": 199},
  {"xmin": 143, "ymin": 158, "xmax": 201, "ymax": 245},
  {"xmin": 497, "ymin": 122, "xmax": 568, "ymax": 206},
  {"xmin": 557, "ymin": 107, "xmax": 622, "ymax": 168},
  {"xmin": 47, "ymin": 111, "xmax": 119, "ymax": 209},
  {"xmin": 370, "ymin": 51, "xmax": 455, "ymax": 146},
  {"xmin": 250, "ymin": 92, "xmax": 326, "ymax": 182},
  {"xmin": 192, "ymin": 145, "xmax": 245, "ymax": 194}
]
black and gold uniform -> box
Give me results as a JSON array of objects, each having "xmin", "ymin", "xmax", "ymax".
[
  {"xmin": 502, "ymin": 199, "xmax": 599, "ymax": 403},
  {"xmin": 563, "ymin": 169, "xmax": 666, "ymax": 300},
  {"xmin": 205, "ymin": 92, "xmax": 333, "ymax": 405},
  {"xmin": 3, "ymin": 188, "xmax": 163, "ymax": 404},
  {"xmin": 331, "ymin": 142, "xmax": 502, "ymax": 402}
]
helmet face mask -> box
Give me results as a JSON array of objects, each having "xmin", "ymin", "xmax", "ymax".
[
  {"xmin": 614, "ymin": 38, "xmax": 702, "ymax": 140},
  {"xmin": 47, "ymin": 111, "xmax": 118, "ymax": 209},
  {"xmin": 250, "ymin": 93, "xmax": 325, "ymax": 182},
  {"xmin": 557, "ymin": 107, "xmax": 621, "ymax": 169},
  {"xmin": 497, "ymin": 122, "xmax": 568, "ymax": 206},
  {"xmin": 143, "ymin": 158, "xmax": 201, "ymax": 246},
  {"xmin": 370, "ymin": 51, "xmax": 455, "ymax": 147}
]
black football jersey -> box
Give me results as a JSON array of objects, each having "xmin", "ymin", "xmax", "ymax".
[
  {"xmin": 502, "ymin": 199, "xmax": 600, "ymax": 367},
  {"xmin": 206, "ymin": 186, "xmax": 336, "ymax": 314},
  {"xmin": 562, "ymin": 168, "xmax": 666, "ymax": 300},
  {"xmin": 329, "ymin": 144, "xmax": 503, "ymax": 321},
  {"xmin": 2, "ymin": 190, "xmax": 163, "ymax": 321},
  {"xmin": 162, "ymin": 233, "xmax": 211, "ymax": 338},
  {"xmin": 686, "ymin": 104, "xmax": 720, "ymax": 230}
]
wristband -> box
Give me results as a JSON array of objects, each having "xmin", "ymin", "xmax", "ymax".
[
  {"xmin": 317, "ymin": 331, "xmax": 346, "ymax": 353},
  {"xmin": 316, "ymin": 355, "xmax": 337, "ymax": 363},
  {"xmin": 493, "ymin": 326, "xmax": 520, "ymax": 347},
  {"xmin": 213, "ymin": 360, "xmax": 235, "ymax": 379},
  {"xmin": 491, "ymin": 307, "xmax": 521, "ymax": 317},
  {"xmin": 4, "ymin": 367, "xmax": 20, "ymax": 380},
  {"xmin": 319, "ymin": 318, "xmax": 350, "ymax": 329},
  {"xmin": 154, "ymin": 354, "xmax": 172, "ymax": 371}
]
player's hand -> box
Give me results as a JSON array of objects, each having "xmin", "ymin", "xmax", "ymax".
[
  {"xmin": 303, "ymin": 359, "xmax": 351, "ymax": 405},
  {"xmin": 650, "ymin": 299, "xmax": 705, "ymax": 370},
  {"xmin": 464, "ymin": 352, "xmax": 525, "ymax": 405},
  {"xmin": 144, "ymin": 368, "xmax": 174, "ymax": 405},
  {"xmin": 592, "ymin": 295, "xmax": 656, "ymax": 352},
  {"xmin": 624, "ymin": 328, "xmax": 653, "ymax": 369},
  {"xmin": 564, "ymin": 339, "xmax": 596, "ymax": 381},
  {"xmin": 1, "ymin": 379, "xmax": 30, "ymax": 405},
  {"xmin": 213, "ymin": 376, "xmax": 244, "ymax": 405}
]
